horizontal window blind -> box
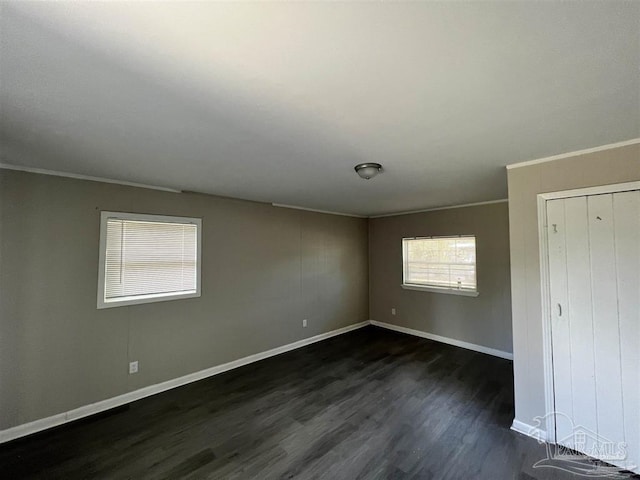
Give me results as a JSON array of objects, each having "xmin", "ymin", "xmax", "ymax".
[
  {"xmin": 403, "ymin": 236, "xmax": 477, "ymax": 291},
  {"xmin": 103, "ymin": 217, "xmax": 198, "ymax": 303}
]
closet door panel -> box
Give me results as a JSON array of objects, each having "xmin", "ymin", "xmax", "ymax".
[
  {"xmin": 564, "ymin": 196, "xmax": 598, "ymax": 453},
  {"xmin": 587, "ymin": 194, "xmax": 625, "ymax": 447},
  {"xmin": 613, "ymin": 190, "xmax": 640, "ymax": 471},
  {"xmin": 547, "ymin": 199, "xmax": 574, "ymax": 443}
]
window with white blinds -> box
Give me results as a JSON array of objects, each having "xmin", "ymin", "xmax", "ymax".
[
  {"xmin": 402, "ymin": 236, "xmax": 477, "ymax": 294},
  {"xmin": 97, "ymin": 212, "xmax": 201, "ymax": 308}
]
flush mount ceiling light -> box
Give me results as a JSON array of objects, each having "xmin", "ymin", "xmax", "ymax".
[{"xmin": 354, "ymin": 162, "xmax": 383, "ymax": 180}]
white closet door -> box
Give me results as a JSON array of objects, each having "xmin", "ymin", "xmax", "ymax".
[
  {"xmin": 565, "ymin": 196, "xmax": 598, "ymax": 454},
  {"xmin": 546, "ymin": 198, "xmax": 574, "ymax": 443},
  {"xmin": 588, "ymin": 194, "xmax": 626, "ymax": 447},
  {"xmin": 613, "ymin": 191, "xmax": 640, "ymax": 471},
  {"xmin": 547, "ymin": 190, "xmax": 640, "ymax": 473}
]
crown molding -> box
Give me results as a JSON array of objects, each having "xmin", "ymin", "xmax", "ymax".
[
  {"xmin": 506, "ymin": 138, "xmax": 640, "ymax": 170},
  {"xmin": 271, "ymin": 203, "xmax": 367, "ymax": 218},
  {"xmin": 0, "ymin": 163, "xmax": 181, "ymax": 193},
  {"xmin": 369, "ymin": 199, "xmax": 508, "ymax": 219}
]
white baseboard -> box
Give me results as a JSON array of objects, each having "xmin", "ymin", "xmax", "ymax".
[
  {"xmin": 510, "ymin": 419, "xmax": 548, "ymax": 443},
  {"xmin": 0, "ymin": 321, "xmax": 370, "ymax": 444},
  {"xmin": 370, "ymin": 320, "xmax": 514, "ymax": 360},
  {"xmin": 1, "ymin": 320, "xmax": 514, "ymax": 444}
]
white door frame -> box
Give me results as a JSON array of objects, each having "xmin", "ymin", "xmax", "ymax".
[{"xmin": 537, "ymin": 180, "xmax": 640, "ymax": 443}]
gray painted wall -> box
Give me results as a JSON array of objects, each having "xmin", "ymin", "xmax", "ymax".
[
  {"xmin": 507, "ymin": 142, "xmax": 640, "ymax": 428},
  {"xmin": 0, "ymin": 170, "xmax": 369, "ymax": 429},
  {"xmin": 369, "ymin": 202, "xmax": 513, "ymax": 354}
]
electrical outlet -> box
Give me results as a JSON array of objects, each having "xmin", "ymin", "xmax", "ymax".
[
  {"xmin": 129, "ymin": 361, "xmax": 139, "ymax": 374},
  {"xmin": 302, "ymin": 319, "xmax": 308, "ymax": 328},
  {"xmin": 391, "ymin": 308, "xmax": 396, "ymax": 316}
]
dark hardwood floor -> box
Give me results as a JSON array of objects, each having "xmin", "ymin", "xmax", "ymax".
[{"xmin": 2, "ymin": 326, "xmax": 635, "ymax": 479}]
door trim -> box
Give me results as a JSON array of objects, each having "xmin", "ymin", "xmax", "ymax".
[{"xmin": 537, "ymin": 181, "xmax": 640, "ymax": 444}]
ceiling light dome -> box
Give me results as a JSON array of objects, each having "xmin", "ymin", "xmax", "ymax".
[{"xmin": 354, "ymin": 162, "xmax": 382, "ymax": 180}]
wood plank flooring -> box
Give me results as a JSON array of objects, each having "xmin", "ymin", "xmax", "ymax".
[{"xmin": 1, "ymin": 326, "xmax": 636, "ymax": 479}]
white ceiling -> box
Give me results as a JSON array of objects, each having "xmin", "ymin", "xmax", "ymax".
[{"xmin": 1, "ymin": 1, "xmax": 638, "ymax": 216}]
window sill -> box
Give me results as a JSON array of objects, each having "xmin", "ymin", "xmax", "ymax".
[
  {"xmin": 401, "ymin": 284, "xmax": 479, "ymax": 297},
  {"xmin": 97, "ymin": 290, "xmax": 200, "ymax": 309}
]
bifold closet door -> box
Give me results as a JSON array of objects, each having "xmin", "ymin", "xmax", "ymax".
[
  {"xmin": 613, "ymin": 191, "xmax": 640, "ymax": 473},
  {"xmin": 547, "ymin": 191, "xmax": 639, "ymax": 473}
]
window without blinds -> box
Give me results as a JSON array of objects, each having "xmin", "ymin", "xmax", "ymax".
[
  {"xmin": 402, "ymin": 236, "xmax": 477, "ymax": 292},
  {"xmin": 98, "ymin": 212, "xmax": 201, "ymax": 308}
]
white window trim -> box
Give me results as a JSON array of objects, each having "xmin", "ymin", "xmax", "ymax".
[
  {"xmin": 401, "ymin": 284, "xmax": 479, "ymax": 297},
  {"xmin": 401, "ymin": 235, "xmax": 479, "ymax": 297},
  {"xmin": 97, "ymin": 211, "xmax": 202, "ymax": 309}
]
